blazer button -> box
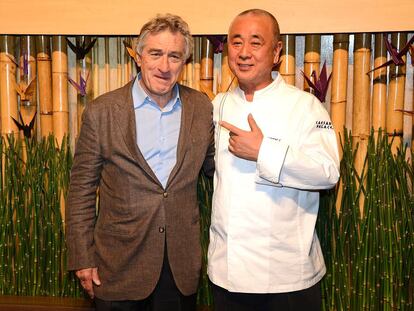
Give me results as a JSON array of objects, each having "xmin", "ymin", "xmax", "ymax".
[
  {"xmin": 159, "ymin": 227, "xmax": 165, "ymax": 233},
  {"xmin": 163, "ymin": 192, "xmax": 168, "ymax": 198}
]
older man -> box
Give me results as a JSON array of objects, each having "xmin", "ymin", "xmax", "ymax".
[
  {"xmin": 208, "ymin": 9, "xmax": 340, "ymax": 311},
  {"xmin": 66, "ymin": 14, "xmax": 214, "ymax": 311}
]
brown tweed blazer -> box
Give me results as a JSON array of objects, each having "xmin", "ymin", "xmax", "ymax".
[{"xmin": 66, "ymin": 80, "xmax": 214, "ymax": 301}]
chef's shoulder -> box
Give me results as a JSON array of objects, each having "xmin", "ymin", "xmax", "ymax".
[{"xmin": 280, "ymin": 83, "xmax": 329, "ymax": 116}]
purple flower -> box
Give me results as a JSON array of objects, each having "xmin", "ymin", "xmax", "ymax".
[
  {"xmin": 207, "ymin": 36, "xmax": 227, "ymax": 54},
  {"xmin": 68, "ymin": 72, "xmax": 89, "ymax": 96},
  {"xmin": 302, "ymin": 61, "xmax": 332, "ymax": 103},
  {"xmin": 367, "ymin": 34, "xmax": 414, "ymax": 73}
]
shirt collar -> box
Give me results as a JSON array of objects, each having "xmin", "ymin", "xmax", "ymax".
[
  {"xmin": 234, "ymin": 71, "xmax": 284, "ymax": 100},
  {"xmin": 132, "ymin": 73, "xmax": 181, "ymax": 111}
]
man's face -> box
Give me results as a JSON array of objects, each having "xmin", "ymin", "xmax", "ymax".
[
  {"xmin": 227, "ymin": 14, "xmax": 282, "ymax": 92},
  {"xmin": 135, "ymin": 30, "xmax": 186, "ymax": 106}
]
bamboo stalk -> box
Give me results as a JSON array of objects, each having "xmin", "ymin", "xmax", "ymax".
[
  {"xmin": 200, "ymin": 37, "xmax": 213, "ymax": 93},
  {"xmin": 92, "ymin": 38, "xmax": 100, "ymax": 98},
  {"xmin": 304, "ymin": 35, "xmax": 320, "ymax": 92},
  {"xmin": 36, "ymin": 36, "xmax": 53, "ymax": 137},
  {"xmin": 386, "ymin": 33, "xmax": 407, "ymax": 153},
  {"xmin": 330, "ymin": 34, "xmax": 349, "ymax": 157},
  {"xmin": 0, "ymin": 35, "xmax": 19, "ymax": 137},
  {"xmin": 104, "ymin": 37, "xmax": 110, "ymax": 92},
  {"xmin": 279, "ymin": 35, "xmax": 296, "ymax": 86},
  {"xmin": 213, "ymin": 52, "xmax": 220, "ymax": 95},
  {"xmin": 412, "ymin": 53, "xmax": 414, "ymax": 150},
  {"xmin": 352, "ymin": 33, "xmax": 372, "ymax": 214},
  {"xmin": 76, "ymin": 36, "xmax": 93, "ymax": 134},
  {"xmin": 179, "ymin": 62, "xmax": 188, "ymax": 86},
  {"xmin": 330, "ymin": 34, "xmax": 349, "ymax": 213},
  {"xmin": 372, "ymin": 34, "xmax": 388, "ymax": 134},
  {"xmin": 116, "ymin": 37, "xmax": 122, "ymax": 88},
  {"xmin": 19, "ymin": 36, "xmax": 37, "ymax": 140},
  {"xmin": 123, "ymin": 37, "xmax": 133, "ymax": 86},
  {"xmin": 219, "ymin": 43, "xmax": 236, "ymax": 93},
  {"xmin": 186, "ymin": 60, "xmax": 193, "ymax": 89},
  {"xmin": 51, "ymin": 36, "xmax": 68, "ymax": 148},
  {"xmin": 193, "ymin": 37, "xmax": 201, "ymax": 91}
]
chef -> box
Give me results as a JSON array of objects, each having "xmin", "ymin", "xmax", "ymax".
[{"xmin": 207, "ymin": 8, "xmax": 340, "ymax": 311}]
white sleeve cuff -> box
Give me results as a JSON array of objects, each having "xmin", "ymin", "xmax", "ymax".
[{"xmin": 255, "ymin": 137, "xmax": 289, "ymax": 185}]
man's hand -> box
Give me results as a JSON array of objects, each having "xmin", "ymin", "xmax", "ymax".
[
  {"xmin": 76, "ymin": 267, "xmax": 101, "ymax": 299},
  {"xmin": 220, "ymin": 114, "xmax": 263, "ymax": 161}
]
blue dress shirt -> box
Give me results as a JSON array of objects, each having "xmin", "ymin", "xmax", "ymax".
[{"xmin": 132, "ymin": 76, "xmax": 182, "ymax": 188}]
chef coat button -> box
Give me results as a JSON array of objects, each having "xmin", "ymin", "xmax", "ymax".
[
  {"xmin": 159, "ymin": 227, "xmax": 165, "ymax": 233},
  {"xmin": 163, "ymin": 192, "xmax": 168, "ymax": 198}
]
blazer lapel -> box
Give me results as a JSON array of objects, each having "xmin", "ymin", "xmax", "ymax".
[
  {"xmin": 114, "ymin": 80, "xmax": 161, "ymax": 186},
  {"xmin": 166, "ymin": 85, "xmax": 194, "ymax": 188}
]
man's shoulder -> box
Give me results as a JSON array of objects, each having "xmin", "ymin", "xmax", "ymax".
[
  {"xmin": 278, "ymin": 81, "xmax": 315, "ymax": 101},
  {"xmin": 88, "ymin": 81, "xmax": 133, "ymax": 111},
  {"xmin": 277, "ymin": 81, "xmax": 329, "ymax": 118},
  {"xmin": 178, "ymin": 84, "xmax": 211, "ymax": 104}
]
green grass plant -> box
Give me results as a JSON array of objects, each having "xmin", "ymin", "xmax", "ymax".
[
  {"xmin": 317, "ymin": 129, "xmax": 414, "ymax": 310},
  {"xmin": 0, "ymin": 135, "xmax": 81, "ymax": 297}
]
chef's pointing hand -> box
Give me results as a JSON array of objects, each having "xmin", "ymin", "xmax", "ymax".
[{"xmin": 220, "ymin": 114, "xmax": 263, "ymax": 161}]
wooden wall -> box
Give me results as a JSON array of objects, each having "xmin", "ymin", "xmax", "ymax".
[{"xmin": 0, "ymin": 0, "xmax": 413, "ymax": 35}]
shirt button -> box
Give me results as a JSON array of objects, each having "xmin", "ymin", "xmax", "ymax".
[
  {"xmin": 159, "ymin": 227, "xmax": 165, "ymax": 233},
  {"xmin": 163, "ymin": 192, "xmax": 168, "ymax": 198}
]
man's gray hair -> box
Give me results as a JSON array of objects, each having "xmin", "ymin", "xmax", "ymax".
[{"xmin": 136, "ymin": 13, "xmax": 193, "ymax": 61}]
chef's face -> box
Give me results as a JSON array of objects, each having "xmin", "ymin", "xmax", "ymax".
[{"xmin": 227, "ymin": 13, "xmax": 282, "ymax": 92}]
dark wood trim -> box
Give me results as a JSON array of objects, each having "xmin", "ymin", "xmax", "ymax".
[{"xmin": 0, "ymin": 296, "xmax": 94, "ymax": 311}]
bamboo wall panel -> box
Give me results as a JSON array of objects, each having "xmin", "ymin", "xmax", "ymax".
[
  {"xmin": 372, "ymin": 34, "xmax": 388, "ymax": 133},
  {"xmin": 303, "ymin": 35, "xmax": 320, "ymax": 93},
  {"xmin": 280, "ymin": 35, "xmax": 296, "ymax": 86},
  {"xmin": 0, "ymin": 33, "xmax": 414, "ymax": 156},
  {"xmin": 37, "ymin": 36, "xmax": 53, "ymax": 137},
  {"xmin": 0, "ymin": 36, "xmax": 18, "ymax": 136},
  {"xmin": 386, "ymin": 33, "xmax": 407, "ymax": 152}
]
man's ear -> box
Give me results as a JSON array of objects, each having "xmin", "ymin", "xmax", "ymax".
[
  {"xmin": 273, "ymin": 40, "xmax": 283, "ymax": 65},
  {"xmin": 134, "ymin": 53, "xmax": 142, "ymax": 67}
]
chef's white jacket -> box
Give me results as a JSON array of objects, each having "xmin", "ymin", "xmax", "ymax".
[{"xmin": 207, "ymin": 73, "xmax": 340, "ymax": 293}]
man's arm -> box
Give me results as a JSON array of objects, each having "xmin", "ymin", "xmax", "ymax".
[
  {"xmin": 66, "ymin": 105, "xmax": 104, "ymax": 297},
  {"xmin": 221, "ymin": 102, "xmax": 340, "ymax": 190},
  {"xmin": 255, "ymin": 100, "xmax": 339, "ymax": 190}
]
